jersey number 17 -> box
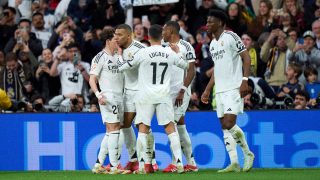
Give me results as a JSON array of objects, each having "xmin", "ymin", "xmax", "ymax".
[{"xmin": 150, "ymin": 62, "xmax": 168, "ymax": 84}]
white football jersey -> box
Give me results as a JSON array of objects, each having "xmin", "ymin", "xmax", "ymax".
[
  {"xmin": 209, "ymin": 30, "xmax": 246, "ymax": 93},
  {"xmin": 119, "ymin": 45, "xmax": 189, "ymax": 104},
  {"xmin": 122, "ymin": 40, "xmax": 146, "ymax": 91},
  {"xmin": 57, "ymin": 61, "xmax": 90, "ymax": 95},
  {"xmin": 163, "ymin": 39, "xmax": 196, "ymax": 95},
  {"xmin": 90, "ymin": 50, "xmax": 124, "ymax": 96}
]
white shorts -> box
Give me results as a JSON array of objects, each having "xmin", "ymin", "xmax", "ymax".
[
  {"xmin": 124, "ymin": 89, "xmax": 137, "ymax": 112},
  {"xmin": 172, "ymin": 92, "xmax": 191, "ymax": 122},
  {"xmin": 216, "ymin": 89, "xmax": 244, "ymax": 118},
  {"xmin": 100, "ymin": 94, "xmax": 124, "ymax": 125},
  {"xmin": 135, "ymin": 102, "xmax": 174, "ymax": 126}
]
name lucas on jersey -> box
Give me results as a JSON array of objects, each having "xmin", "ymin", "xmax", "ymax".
[
  {"xmin": 211, "ymin": 49, "xmax": 225, "ymax": 60},
  {"xmin": 149, "ymin": 52, "xmax": 169, "ymax": 59}
]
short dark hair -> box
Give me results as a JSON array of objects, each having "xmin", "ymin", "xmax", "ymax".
[
  {"xmin": 208, "ymin": 9, "xmax": 228, "ymax": 26},
  {"xmin": 18, "ymin": 18, "xmax": 31, "ymax": 25},
  {"xmin": 66, "ymin": 42, "xmax": 80, "ymax": 50},
  {"xmin": 116, "ymin": 24, "xmax": 132, "ymax": 34},
  {"xmin": 5, "ymin": 7, "xmax": 16, "ymax": 14},
  {"xmin": 165, "ymin": 21, "xmax": 180, "ymax": 34},
  {"xmin": 5, "ymin": 52, "xmax": 18, "ymax": 63},
  {"xmin": 32, "ymin": 12, "xmax": 44, "ymax": 19},
  {"xmin": 100, "ymin": 28, "xmax": 115, "ymax": 46},
  {"xmin": 149, "ymin": 24, "xmax": 163, "ymax": 41},
  {"xmin": 304, "ymin": 66, "xmax": 318, "ymax": 79},
  {"xmin": 295, "ymin": 90, "xmax": 310, "ymax": 102}
]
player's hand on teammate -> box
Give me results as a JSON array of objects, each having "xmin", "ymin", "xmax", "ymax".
[
  {"xmin": 240, "ymin": 80, "xmax": 250, "ymax": 98},
  {"xmin": 201, "ymin": 90, "xmax": 210, "ymax": 104},
  {"xmin": 169, "ymin": 43, "xmax": 180, "ymax": 53}
]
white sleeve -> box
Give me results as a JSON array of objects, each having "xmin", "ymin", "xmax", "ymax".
[
  {"xmin": 172, "ymin": 52, "xmax": 189, "ymax": 70},
  {"xmin": 89, "ymin": 55, "xmax": 104, "ymax": 76},
  {"xmin": 57, "ymin": 63, "xmax": 63, "ymax": 75},
  {"xmin": 229, "ymin": 32, "xmax": 246, "ymax": 54},
  {"xmin": 118, "ymin": 50, "xmax": 142, "ymax": 71},
  {"xmin": 183, "ymin": 42, "xmax": 196, "ymax": 63}
]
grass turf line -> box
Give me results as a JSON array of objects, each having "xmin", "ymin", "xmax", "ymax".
[{"xmin": 0, "ymin": 169, "xmax": 319, "ymax": 180}]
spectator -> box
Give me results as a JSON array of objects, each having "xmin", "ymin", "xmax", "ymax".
[
  {"xmin": 281, "ymin": 0, "xmax": 305, "ymax": 33},
  {"xmin": 33, "ymin": 0, "xmax": 57, "ymax": 31},
  {"xmin": 88, "ymin": 96, "xmax": 99, "ymax": 112},
  {"xmin": 287, "ymin": 27, "xmax": 300, "ymax": 44},
  {"xmin": 303, "ymin": 66, "xmax": 320, "ymax": 108},
  {"xmin": 67, "ymin": 0, "xmax": 97, "ymax": 31},
  {"xmin": 47, "ymin": 16, "xmax": 84, "ymax": 52},
  {"xmin": 226, "ymin": 2, "xmax": 247, "ymax": 36},
  {"xmin": 312, "ymin": 19, "xmax": 320, "ymax": 49},
  {"xmin": 277, "ymin": 62, "xmax": 304, "ymax": 100},
  {"xmin": 82, "ymin": 28, "xmax": 103, "ymax": 64},
  {"xmin": 48, "ymin": 93, "xmax": 86, "ymax": 112},
  {"xmin": 31, "ymin": 12, "xmax": 52, "ymax": 48},
  {"xmin": 4, "ymin": 18, "xmax": 43, "ymax": 57},
  {"xmin": 241, "ymin": 33, "xmax": 266, "ymax": 78},
  {"xmin": 0, "ymin": 6, "xmax": 17, "ymax": 50},
  {"xmin": 261, "ymin": 29, "xmax": 293, "ymax": 91},
  {"xmin": 133, "ymin": 23, "xmax": 147, "ymax": 42},
  {"xmin": 248, "ymin": 0, "xmax": 277, "ymax": 40},
  {"xmin": 91, "ymin": 0, "xmax": 125, "ymax": 29},
  {"xmin": 0, "ymin": 52, "xmax": 26, "ymax": 103},
  {"xmin": 278, "ymin": 12, "xmax": 295, "ymax": 34},
  {"xmin": 49, "ymin": 43, "xmax": 90, "ymax": 96},
  {"xmin": 35, "ymin": 48, "xmax": 60, "ymax": 102},
  {"xmin": 290, "ymin": 30, "xmax": 320, "ymax": 81},
  {"xmin": 293, "ymin": 90, "xmax": 310, "ymax": 109}
]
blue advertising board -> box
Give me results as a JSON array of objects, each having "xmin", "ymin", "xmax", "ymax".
[{"xmin": 0, "ymin": 110, "xmax": 319, "ymax": 170}]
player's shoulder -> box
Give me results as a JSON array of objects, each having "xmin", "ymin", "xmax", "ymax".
[
  {"xmin": 179, "ymin": 39, "xmax": 194, "ymax": 51},
  {"xmin": 223, "ymin": 30, "xmax": 241, "ymax": 41},
  {"xmin": 132, "ymin": 40, "xmax": 146, "ymax": 49},
  {"xmin": 92, "ymin": 50, "xmax": 108, "ymax": 64}
]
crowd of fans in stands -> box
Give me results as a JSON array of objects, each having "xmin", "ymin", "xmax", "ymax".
[{"xmin": 0, "ymin": 0, "xmax": 320, "ymax": 112}]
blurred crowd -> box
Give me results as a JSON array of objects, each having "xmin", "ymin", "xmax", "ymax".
[{"xmin": 0, "ymin": 0, "xmax": 320, "ymax": 113}]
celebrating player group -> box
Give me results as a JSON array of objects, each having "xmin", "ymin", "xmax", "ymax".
[{"xmin": 89, "ymin": 9, "xmax": 254, "ymax": 175}]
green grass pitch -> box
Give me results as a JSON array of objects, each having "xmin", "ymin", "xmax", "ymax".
[{"xmin": 0, "ymin": 169, "xmax": 319, "ymax": 180}]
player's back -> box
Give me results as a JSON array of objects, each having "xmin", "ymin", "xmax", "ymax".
[{"xmin": 136, "ymin": 45, "xmax": 187, "ymax": 104}]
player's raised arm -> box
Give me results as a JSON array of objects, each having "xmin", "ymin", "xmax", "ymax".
[{"xmin": 118, "ymin": 51, "xmax": 141, "ymax": 72}]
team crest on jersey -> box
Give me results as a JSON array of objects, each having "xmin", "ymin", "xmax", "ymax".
[
  {"xmin": 91, "ymin": 64, "xmax": 97, "ymax": 70},
  {"xmin": 127, "ymin": 52, "xmax": 133, "ymax": 60}
]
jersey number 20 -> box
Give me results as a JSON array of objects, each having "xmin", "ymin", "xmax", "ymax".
[{"xmin": 150, "ymin": 62, "xmax": 168, "ymax": 84}]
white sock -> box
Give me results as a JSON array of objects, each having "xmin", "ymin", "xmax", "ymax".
[
  {"xmin": 168, "ymin": 132, "xmax": 183, "ymax": 166},
  {"xmin": 97, "ymin": 133, "xmax": 108, "ymax": 165},
  {"xmin": 229, "ymin": 125, "xmax": 250, "ymax": 154},
  {"xmin": 147, "ymin": 129, "xmax": 156, "ymax": 164},
  {"xmin": 122, "ymin": 127, "xmax": 137, "ymax": 161},
  {"xmin": 177, "ymin": 125, "xmax": 196, "ymax": 166},
  {"xmin": 136, "ymin": 134, "xmax": 144, "ymax": 170},
  {"xmin": 138, "ymin": 132, "xmax": 150, "ymax": 164},
  {"xmin": 223, "ymin": 129, "xmax": 238, "ymax": 164},
  {"xmin": 108, "ymin": 130, "xmax": 120, "ymax": 168},
  {"xmin": 117, "ymin": 129, "xmax": 124, "ymax": 161}
]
